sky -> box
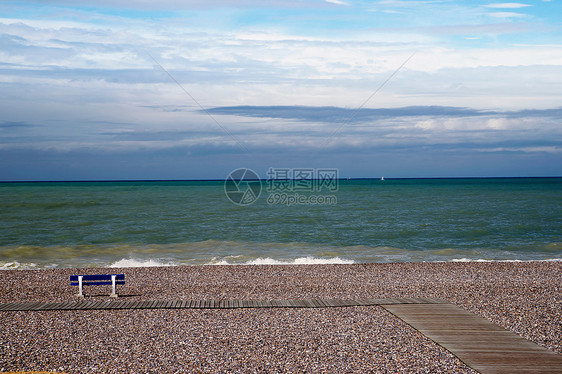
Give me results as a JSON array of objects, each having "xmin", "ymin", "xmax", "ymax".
[{"xmin": 0, "ymin": 0, "xmax": 561, "ymax": 180}]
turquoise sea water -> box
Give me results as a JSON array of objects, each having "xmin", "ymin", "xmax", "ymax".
[{"xmin": 0, "ymin": 178, "xmax": 561, "ymax": 269}]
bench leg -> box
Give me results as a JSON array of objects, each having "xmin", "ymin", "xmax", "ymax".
[
  {"xmin": 76, "ymin": 275, "xmax": 84, "ymax": 298},
  {"xmin": 110, "ymin": 275, "xmax": 118, "ymax": 298}
]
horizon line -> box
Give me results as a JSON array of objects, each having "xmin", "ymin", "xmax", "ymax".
[{"xmin": 1, "ymin": 176, "xmax": 561, "ymax": 184}]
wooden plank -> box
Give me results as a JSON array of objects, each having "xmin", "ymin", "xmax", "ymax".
[
  {"xmin": 359, "ymin": 298, "xmax": 373, "ymax": 306},
  {"xmin": 86, "ymin": 301, "xmax": 100, "ymax": 310},
  {"xmin": 304, "ymin": 299, "xmax": 316, "ymax": 308},
  {"xmin": 127, "ymin": 300, "xmax": 140, "ymax": 309},
  {"xmin": 135, "ymin": 300, "xmax": 147, "ymax": 309},
  {"xmin": 134, "ymin": 300, "xmax": 148, "ymax": 309},
  {"xmin": 7, "ymin": 302, "xmax": 27, "ymax": 311},
  {"xmin": 382, "ymin": 303, "xmax": 562, "ymax": 374},
  {"xmin": 1, "ymin": 302, "xmax": 19, "ymax": 311},
  {"xmin": 368, "ymin": 298, "xmax": 389, "ymax": 305},
  {"xmin": 112, "ymin": 301, "xmax": 128, "ymax": 309},
  {"xmin": 22, "ymin": 301, "xmax": 43, "ymax": 311},
  {"xmin": 58, "ymin": 302, "xmax": 75, "ymax": 310},
  {"xmin": 292, "ymin": 299, "xmax": 306, "ymax": 308},
  {"xmin": 36, "ymin": 302, "xmax": 59, "ymax": 311},
  {"xmin": 360, "ymin": 298, "xmax": 377, "ymax": 306},
  {"xmin": 307, "ymin": 299, "xmax": 320, "ymax": 308},
  {"xmin": 120, "ymin": 301, "xmax": 135, "ymax": 309},
  {"xmin": 105, "ymin": 300, "xmax": 121, "ymax": 309},
  {"xmin": 7, "ymin": 302, "xmax": 24, "ymax": 311},
  {"xmin": 0, "ymin": 297, "xmax": 449, "ymax": 312}
]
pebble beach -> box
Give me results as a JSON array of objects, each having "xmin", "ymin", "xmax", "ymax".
[{"xmin": 1, "ymin": 261, "xmax": 561, "ymax": 373}]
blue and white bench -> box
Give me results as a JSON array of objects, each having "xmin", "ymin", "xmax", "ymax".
[{"xmin": 70, "ymin": 274, "xmax": 125, "ymax": 298}]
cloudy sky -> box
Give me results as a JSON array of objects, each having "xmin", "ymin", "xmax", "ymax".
[{"xmin": 0, "ymin": 0, "xmax": 561, "ymax": 180}]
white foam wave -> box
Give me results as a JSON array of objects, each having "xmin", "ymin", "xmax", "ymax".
[
  {"xmin": 0, "ymin": 261, "xmax": 39, "ymax": 270},
  {"xmin": 109, "ymin": 258, "xmax": 176, "ymax": 268},
  {"xmin": 210, "ymin": 256, "xmax": 355, "ymax": 266}
]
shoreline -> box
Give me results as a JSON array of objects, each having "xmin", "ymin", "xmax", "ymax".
[
  {"xmin": 2, "ymin": 256, "xmax": 561, "ymax": 271},
  {"xmin": 1, "ymin": 261, "xmax": 560, "ymax": 373}
]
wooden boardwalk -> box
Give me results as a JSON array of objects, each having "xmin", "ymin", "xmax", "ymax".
[
  {"xmin": 2, "ymin": 298, "xmax": 561, "ymax": 373},
  {"xmin": 0, "ymin": 297, "xmax": 441, "ymax": 311},
  {"xmin": 383, "ymin": 303, "xmax": 562, "ymax": 374}
]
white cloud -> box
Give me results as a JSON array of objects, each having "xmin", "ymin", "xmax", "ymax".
[
  {"xmin": 484, "ymin": 3, "xmax": 532, "ymax": 8},
  {"xmin": 325, "ymin": 0, "xmax": 349, "ymax": 5},
  {"xmin": 487, "ymin": 11, "xmax": 527, "ymax": 18}
]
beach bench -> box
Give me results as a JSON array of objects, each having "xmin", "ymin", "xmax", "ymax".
[{"xmin": 70, "ymin": 274, "xmax": 125, "ymax": 298}]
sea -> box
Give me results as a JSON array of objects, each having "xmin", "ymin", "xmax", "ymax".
[{"xmin": 0, "ymin": 178, "xmax": 560, "ymax": 269}]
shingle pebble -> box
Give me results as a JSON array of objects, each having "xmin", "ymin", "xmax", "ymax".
[{"xmin": 1, "ymin": 261, "xmax": 560, "ymax": 373}]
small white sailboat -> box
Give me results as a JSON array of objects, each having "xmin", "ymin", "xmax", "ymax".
[{"xmin": 381, "ymin": 176, "xmax": 385, "ymax": 181}]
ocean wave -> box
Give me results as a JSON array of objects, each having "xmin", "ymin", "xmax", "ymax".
[
  {"xmin": 208, "ymin": 256, "xmax": 355, "ymax": 266},
  {"xmin": 1, "ymin": 240, "xmax": 561, "ymax": 269},
  {"xmin": 0, "ymin": 261, "xmax": 39, "ymax": 270},
  {"xmin": 109, "ymin": 258, "xmax": 176, "ymax": 268}
]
